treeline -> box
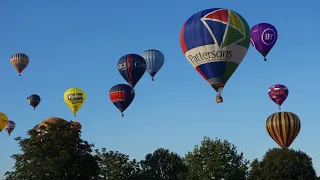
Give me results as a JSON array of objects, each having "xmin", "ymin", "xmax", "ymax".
[{"xmin": 4, "ymin": 121, "xmax": 319, "ymax": 180}]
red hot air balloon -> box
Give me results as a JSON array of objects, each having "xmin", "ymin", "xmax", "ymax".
[{"xmin": 268, "ymin": 84, "xmax": 289, "ymax": 109}]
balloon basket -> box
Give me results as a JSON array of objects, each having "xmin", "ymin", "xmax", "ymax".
[{"xmin": 216, "ymin": 96, "xmax": 223, "ymax": 103}]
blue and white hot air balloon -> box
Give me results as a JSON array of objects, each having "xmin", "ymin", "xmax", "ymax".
[
  {"xmin": 141, "ymin": 49, "xmax": 165, "ymax": 81},
  {"xmin": 180, "ymin": 8, "xmax": 251, "ymax": 103}
]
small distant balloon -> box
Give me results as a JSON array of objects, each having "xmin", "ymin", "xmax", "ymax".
[
  {"xmin": 64, "ymin": 88, "xmax": 86, "ymax": 117},
  {"xmin": 141, "ymin": 49, "xmax": 165, "ymax": 81},
  {"xmin": 268, "ymin": 84, "xmax": 288, "ymax": 109},
  {"xmin": 0, "ymin": 112, "xmax": 8, "ymax": 132},
  {"xmin": 5, "ymin": 120, "xmax": 15, "ymax": 136},
  {"xmin": 118, "ymin": 54, "xmax": 146, "ymax": 89},
  {"xmin": 10, "ymin": 53, "xmax": 29, "ymax": 76},
  {"xmin": 250, "ymin": 23, "xmax": 278, "ymax": 61},
  {"xmin": 27, "ymin": 94, "xmax": 41, "ymax": 110},
  {"xmin": 109, "ymin": 84, "xmax": 135, "ymax": 117}
]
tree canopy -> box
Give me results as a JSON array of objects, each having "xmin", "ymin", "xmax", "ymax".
[
  {"xmin": 139, "ymin": 148, "xmax": 187, "ymax": 180},
  {"xmin": 94, "ymin": 148, "xmax": 140, "ymax": 180},
  {"xmin": 248, "ymin": 148, "xmax": 317, "ymax": 180},
  {"xmin": 184, "ymin": 136, "xmax": 249, "ymax": 180},
  {"xmin": 4, "ymin": 121, "xmax": 99, "ymax": 180},
  {"xmin": 4, "ymin": 124, "xmax": 319, "ymax": 179}
]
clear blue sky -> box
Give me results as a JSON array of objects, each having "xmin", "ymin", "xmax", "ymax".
[{"xmin": 0, "ymin": 0, "xmax": 319, "ymax": 177}]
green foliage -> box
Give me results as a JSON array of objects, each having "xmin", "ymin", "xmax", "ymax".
[
  {"xmin": 4, "ymin": 121, "xmax": 99, "ymax": 180},
  {"xmin": 4, "ymin": 123, "xmax": 319, "ymax": 180},
  {"xmin": 184, "ymin": 136, "xmax": 249, "ymax": 180},
  {"xmin": 248, "ymin": 148, "xmax": 317, "ymax": 180},
  {"xmin": 94, "ymin": 148, "xmax": 140, "ymax": 180},
  {"xmin": 139, "ymin": 148, "xmax": 188, "ymax": 180},
  {"xmin": 248, "ymin": 159, "xmax": 263, "ymax": 180}
]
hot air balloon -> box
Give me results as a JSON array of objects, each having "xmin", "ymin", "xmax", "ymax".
[
  {"xmin": 10, "ymin": 53, "xmax": 29, "ymax": 76},
  {"xmin": 0, "ymin": 112, "xmax": 8, "ymax": 132},
  {"xmin": 27, "ymin": 94, "xmax": 41, "ymax": 110},
  {"xmin": 250, "ymin": 23, "xmax": 278, "ymax": 61},
  {"xmin": 266, "ymin": 112, "xmax": 301, "ymax": 148},
  {"xmin": 64, "ymin": 88, "xmax": 86, "ymax": 117},
  {"xmin": 180, "ymin": 8, "xmax": 251, "ymax": 103},
  {"xmin": 71, "ymin": 121, "xmax": 82, "ymax": 130},
  {"xmin": 109, "ymin": 84, "xmax": 135, "ymax": 117},
  {"xmin": 141, "ymin": 49, "xmax": 165, "ymax": 81},
  {"xmin": 118, "ymin": 54, "xmax": 146, "ymax": 89},
  {"xmin": 38, "ymin": 117, "xmax": 68, "ymax": 129},
  {"xmin": 268, "ymin": 84, "xmax": 288, "ymax": 109},
  {"xmin": 5, "ymin": 120, "xmax": 15, "ymax": 136}
]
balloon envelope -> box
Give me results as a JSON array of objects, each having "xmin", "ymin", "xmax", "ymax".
[
  {"xmin": 64, "ymin": 88, "xmax": 86, "ymax": 117},
  {"xmin": 141, "ymin": 49, "xmax": 165, "ymax": 81},
  {"xmin": 266, "ymin": 112, "xmax": 301, "ymax": 148},
  {"xmin": 71, "ymin": 121, "xmax": 82, "ymax": 130},
  {"xmin": 250, "ymin": 23, "xmax": 278, "ymax": 61},
  {"xmin": 118, "ymin": 54, "xmax": 146, "ymax": 88},
  {"xmin": 109, "ymin": 84, "xmax": 135, "ymax": 117},
  {"xmin": 0, "ymin": 112, "xmax": 8, "ymax": 132},
  {"xmin": 39, "ymin": 117, "xmax": 67, "ymax": 128},
  {"xmin": 10, "ymin": 53, "xmax": 29, "ymax": 76},
  {"xmin": 268, "ymin": 84, "xmax": 288, "ymax": 108},
  {"xmin": 5, "ymin": 120, "xmax": 15, "ymax": 136},
  {"xmin": 27, "ymin": 94, "xmax": 41, "ymax": 110},
  {"xmin": 180, "ymin": 8, "xmax": 251, "ymax": 103}
]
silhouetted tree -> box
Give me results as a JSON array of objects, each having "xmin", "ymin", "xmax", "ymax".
[
  {"xmin": 4, "ymin": 121, "xmax": 99, "ymax": 180},
  {"xmin": 248, "ymin": 159, "xmax": 263, "ymax": 180},
  {"xmin": 95, "ymin": 148, "xmax": 140, "ymax": 180},
  {"xmin": 139, "ymin": 148, "xmax": 187, "ymax": 180}
]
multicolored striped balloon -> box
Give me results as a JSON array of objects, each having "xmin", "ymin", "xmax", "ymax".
[
  {"xmin": 268, "ymin": 84, "xmax": 289, "ymax": 109},
  {"xmin": 10, "ymin": 53, "xmax": 29, "ymax": 76},
  {"xmin": 5, "ymin": 120, "xmax": 15, "ymax": 136},
  {"xmin": 180, "ymin": 8, "xmax": 251, "ymax": 103},
  {"xmin": 266, "ymin": 112, "xmax": 301, "ymax": 148}
]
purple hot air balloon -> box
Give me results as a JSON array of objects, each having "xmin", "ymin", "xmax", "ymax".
[{"xmin": 250, "ymin": 23, "xmax": 278, "ymax": 61}]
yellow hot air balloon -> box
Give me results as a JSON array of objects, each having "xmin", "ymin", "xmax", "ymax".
[
  {"xmin": 64, "ymin": 88, "xmax": 86, "ymax": 117},
  {"xmin": 0, "ymin": 112, "xmax": 8, "ymax": 132}
]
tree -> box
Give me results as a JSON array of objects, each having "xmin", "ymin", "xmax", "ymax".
[
  {"xmin": 4, "ymin": 120, "xmax": 99, "ymax": 180},
  {"xmin": 139, "ymin": 148, "xmax": 188, "ymax": 180},
  {"xmin": 248, "ymin": 159, "xmax": 262, "ymax": 180},
  {"xmin": 94, "ymin": 148, "xmax": 140, "ymax": 180},
  {"xmin": 248, "ymin": 148, "xmax": 317, "ymax": 180},
  {"xmin": 184, "ymin": 136, "xmax": 249, "ymax": 180}
]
